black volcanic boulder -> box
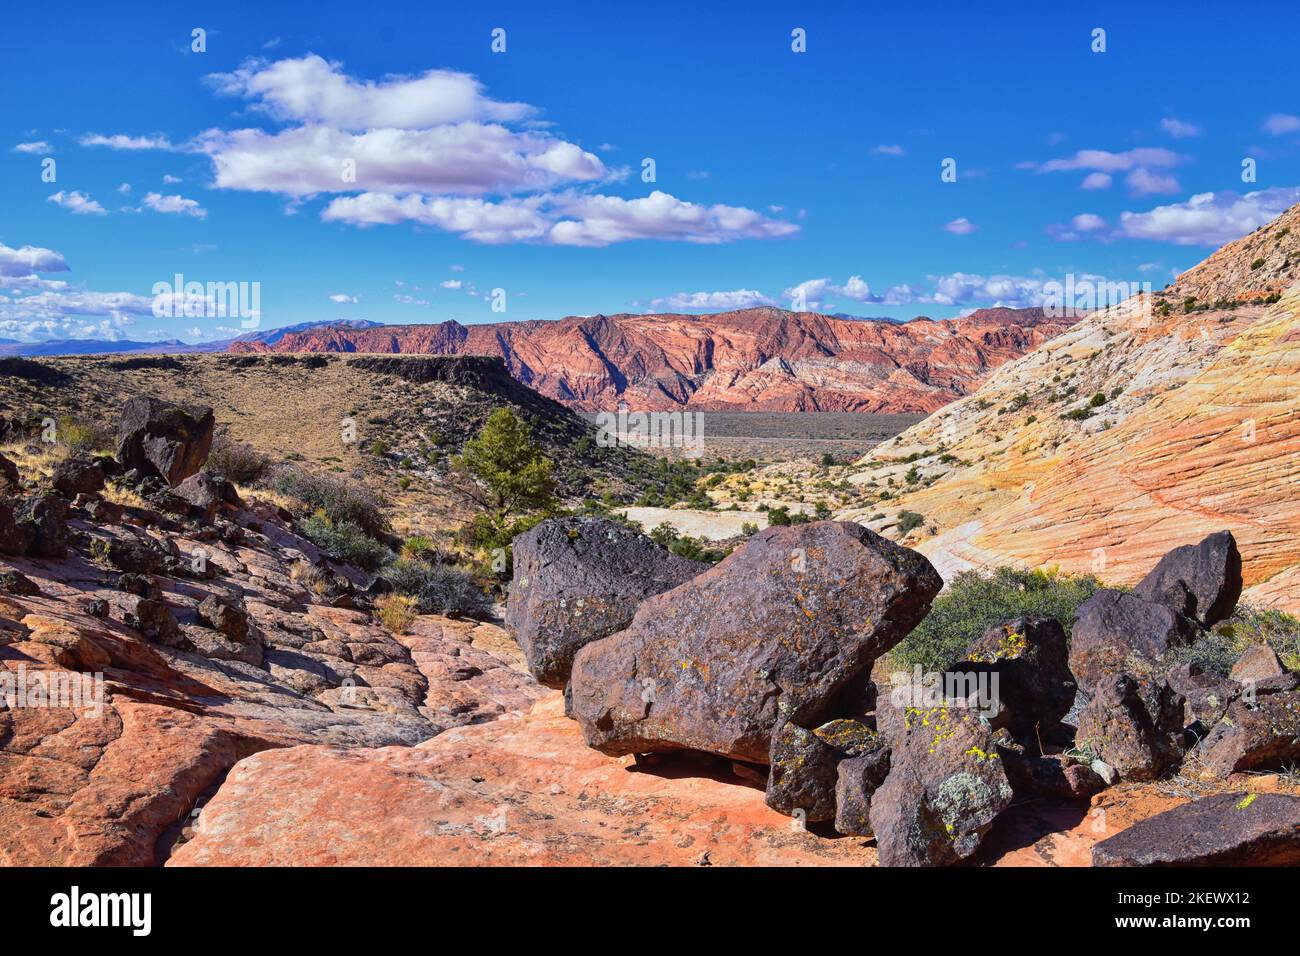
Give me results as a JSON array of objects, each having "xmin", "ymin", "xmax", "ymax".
[
  {"xmin": 198, "ymin": 595, "xmax": 251, "ymax": 643},
  {"xmin": 1134, "ymin": 530, "xmax": 1242, "ymax": 628},
  {"xmin": 117, "ymin": 397, "xmax": 214, "ymax": 486},
  {"xmin": 833, "ymin": 745, "xmax": 891, "ymax": 836},
  {"xmin": 100, "ymin": 538, "xmax": 166, "ymax": 574},
  {"xmin": 995, "ymin": 737, "xmax": 1107, "ymax": 799},
  {"xmin": 1068, "ymin": 589, "xmax": 1192, "ymax": 695},
  {"xmin": 765, "ymin": 709, "xmax": 841, "ymax": 822},
  {"xmin": 506, "ymin": 517, "xmax": 705, "ymax": 688},
  {"xmin": 50, "ymin": 454, "xmax": 106, "ymax": 497},
  {"xmin": 175, "ymin": 471, "xmax": 239, "ymax": 522},
  {"xmin": 16, "ymin": 492, "xmax": 69, "ymax": 559},
  {"xmin": 0, "ymin": 500, "xmax": 31, "ymax": 555},
  {"xmin": 122, "ymin": 596, "xmax": 182, "ymax": 646},
  {"xmin": 0, "ymin": 569, "xmax": 42, "ymax": 596},
  {"xmin": 1230, "ymin": 644, "xmax": 1287, "ymax": 683},
  {"xmin": 1092, "ymin": 792, "xmax": 1300, "ymax": 867},
  {"xmin": 1192, "ymin": 690, "xmax": 1300, "ymax": 777},
  {"xmin": 1166, "ymin": 662, "xmax": 1239, "ymax": 734},
  {"xmin": 957, "ymin": 615, "xmax": 1074, "ymax": 740},
  {"xmin": 869, "ymin": 702, "xmax": 1013, "ymax": 866},
  {"xmin": 1074, "ymin": 674, "xmax": 1185, "ymax": 781},
  {"xmin": 569, "ymin": 521, "xmax": 942, "ymax": 763},
  {"xmin": 0, "ymin": 453, "xmax": 19, "ymax": 491}
]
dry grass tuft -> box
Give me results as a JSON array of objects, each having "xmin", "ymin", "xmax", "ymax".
[{"xmin": 374, "ymin": 594, "xmax": 419, "ymax": 635}]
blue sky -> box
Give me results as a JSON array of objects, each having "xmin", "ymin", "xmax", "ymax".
[{"xmin": 2, "ymin": 0, "xmax": 1298, "ymax": 343}]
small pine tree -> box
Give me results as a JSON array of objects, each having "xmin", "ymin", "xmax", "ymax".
[{"xmin": 452, "ymin": 408, "xmax": 556, "ymax": 531}]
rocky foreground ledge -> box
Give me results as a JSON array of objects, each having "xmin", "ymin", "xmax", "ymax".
[
  {"xmin": 164, "ymin": 691, "xmax": 1205, "ymax": 867},
  {"xmin": 0, "ymin": 398, "xmax": 543, "ymax": 865},
  {"xmin": 169, "ymin": 693, "xmax": 872, "ymax": 866}
]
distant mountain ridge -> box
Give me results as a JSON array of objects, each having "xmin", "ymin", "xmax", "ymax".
[
  {"xmin": 0, "ymin": 319, "xmax": 383, "ymax": 358},
  {"xmin": 227, "ymin": 307, "xmax": 1075, "ymax": 413}
]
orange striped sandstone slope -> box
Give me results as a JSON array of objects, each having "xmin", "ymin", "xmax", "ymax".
[{"xmin": 731, "ymin": 203, "xmax": 1300, "ymax": 611}]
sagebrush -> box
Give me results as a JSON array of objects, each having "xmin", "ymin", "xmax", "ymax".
[{"xmin": 891, "ymin": 566, "xmax": 1102, "ymax": 671}]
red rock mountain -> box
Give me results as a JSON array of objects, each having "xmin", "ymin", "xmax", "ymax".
[{"xmin": 229, "ymin": 307, "xmax": 1076, "ymax": 413}]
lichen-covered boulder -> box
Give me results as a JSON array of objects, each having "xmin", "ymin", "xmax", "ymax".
[
  {"xmin": 1192, "ymin": 690, "xmax": 1300, "ymax": 777},
  {"xmin": 833, "ymin": 746, "xmax": 891, "ymax": 836},
  {"xmin": 506, "ymin": 517, "xmax": 704, "ymax": 688},
  {"xmin": 569, "ymin": 521, "xmax": 941, "ymax": 763},
  {"xmin": 957, "ymin": 615, "xmax": 1074, "ymax": 740},
  {"xmin": 1133, "ymin": 530, "xmax": 1242, "ymax": 628},
  {"xmin": 1074, "ymin": 674, "xmax": 1185, "ymax": 781},
  {"xmin": 764, "ymin": 711, "xmax": 841, "ymax": 822},
  {"xmin": 868, "ymin": 703, "xmax": 1013, "ymax": 866},
  {"xmin": 1092, "ymin": 792, "xmax": 1300, "ymax": 867},
  {"xmin": 1068, "ymin": 589, "xmax": 1192, "ymax": 695},
  {"xmin": 1166, "ymin": 662, "xmax": 1239, "ymax": 734}
]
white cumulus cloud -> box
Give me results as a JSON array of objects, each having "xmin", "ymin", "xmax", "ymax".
[
  {"xmin": 0, "ymin": 242, "xmax": 69, "ymax": 277},
  {"xmin": 1160, "ymin": 117, "xmax": 1202, "ymax": 139},
  {"xmin": 80, "ymin": 132, "xmax": 175, "ymax": 150},
  {"xmin": 48, "ymin": 190, "xmax": 106, "ymax": 215},
  {"xmin": 645, "ymin": 289, "xmax": 777, "ymax": 311},
  {"xmin": 205, "ymin": 54, "xmax": 532, "ymax": 129},
  {"xmin": 195, "ymin": 123, "xmax": 606, "ymax": 197},
  {"xmin": 1262, "ymin": 114, "xmax": 1300, "ymax": 136},
  {"xmin": 1119, "ymin": 187, "xmax": 1300, "ymax": 245},
  {"xmin": 142, "ymin": 192, "xmax": 207, "ymax": 218}
]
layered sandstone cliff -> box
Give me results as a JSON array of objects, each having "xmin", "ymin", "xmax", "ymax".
[{"xmin": 230, "ymin": 307, "xmax": 1075, "ymax": 414}]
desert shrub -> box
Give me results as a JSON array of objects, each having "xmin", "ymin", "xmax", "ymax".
[
  {"xmin": 271, "ymin": 465, "xmax": 389, "ymax": 536},
  {"xmin": 375, "ymin": 594, "xmax": 419, "ymax": 635},
  {"xmin": 57, "ymin": 415, "xmax": 111, "ymax": 452},
  {"xmin": 648, "ymin": 523, "xmax": 726, "ymax": 563},
  {"xmin": 206, "ymin": 434, "xmax": 272, "ymax": 484},
  {"xmin": 400, "ymin": 535, "xmax": 438, "ymax": 561},
  {"xmin": 892, "ymin": 566, "xmax": 1102, "ymax": 672},
  {"xmin": 766, "ymin": 505, "xmax": 811, "ymax": 526},
  {"xmin": 1167, "ymin": 604, "xmax": 1300, "ymax": 677},
  {"xmin": 896, "ymin": 510, "xmax": 925, "ymax": 534},
  {"xmin": 289, "ymin": 559, "xmax": 326, "ymax": 590},
  {"xmin": 383, "ymin": 558, "xmax": 492, "ymax": 616},
  {"xmin": 298, "ymin": 510, "xmax": 391, "ymax": 571}
]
